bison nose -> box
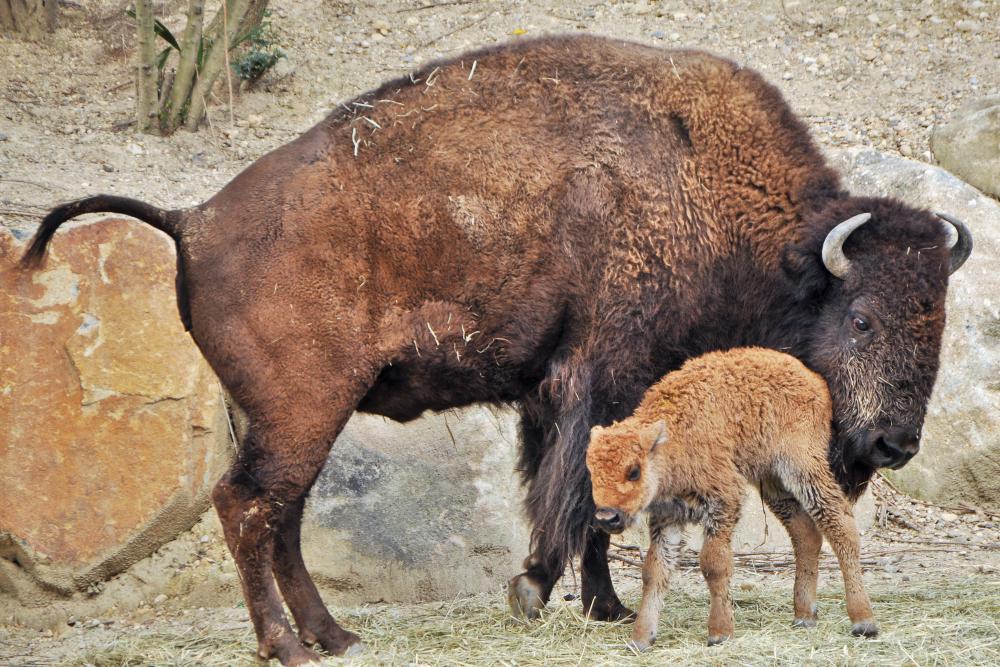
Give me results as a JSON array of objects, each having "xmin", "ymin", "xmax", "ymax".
[
  {"xmin": 594, "ymin": 507, "xmax": 626, "ymax": 533},
  {"xmin": 866, "ymin": 427, "xmax": 920, "ymax": 470}
]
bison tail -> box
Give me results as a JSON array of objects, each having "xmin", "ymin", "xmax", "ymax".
[{"xmin": 20, "ymin": 195, "xmax": 183, "ymax": 269}]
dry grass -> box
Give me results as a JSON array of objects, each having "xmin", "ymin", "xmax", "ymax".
[{"xmin": 62, "ymin": 569, "xmax": 999, "ymax": 667}]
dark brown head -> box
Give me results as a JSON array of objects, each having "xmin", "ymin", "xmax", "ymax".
[
  {"xmin": 586, "ymin": 420, "xmax": 668, "ymax": 534},
  {"xmin": 784, "ymin": 197, "xmax": 972, "ymax": 487}
]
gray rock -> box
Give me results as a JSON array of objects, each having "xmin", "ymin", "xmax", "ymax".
[
  {"xmin": 301, "ymin": 408, "xmax": 529, "ymax": 604},
  {"xmin": 829, "ymin": 148, "xmax": 1000, "ymax": 509},
  {"xmin": 930, "ymin": 97, "xmax": 1000, "ymax": 198},
  {"xmin": 687, "ymin": 487, "xmax": 875, "ymax": 554}
]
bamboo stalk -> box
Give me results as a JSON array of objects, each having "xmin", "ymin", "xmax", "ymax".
[
  {"xmin": 203, "ymin": 0, "xmax": 264, "ymax": 41},
  {"xmin": 183, "ymin": 0, "xmax": 252, "ymax": 131},
  {"xmin": 133, "ymin": 0, "xmax": 160, "ymax": 134},
  {"xmin": 164, "ymin": 0, "xmax": 205, "ymax": 131}
]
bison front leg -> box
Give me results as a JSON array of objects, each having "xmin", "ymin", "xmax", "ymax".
[
  {"xmin": 507, "ymin": 356, "xmax": 633, "ymax": 622},
  {"xmin": 507, "ymin": 403, "xmax": 557, "ymax": 620},
  {"xmin": 582, "ymin": 529, "xmax": 635, "ymax": 621}
]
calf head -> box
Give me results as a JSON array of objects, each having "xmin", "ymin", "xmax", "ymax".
[{"xmin": 586, "ymin": 420, "xmax": 668, "ymax": 534}]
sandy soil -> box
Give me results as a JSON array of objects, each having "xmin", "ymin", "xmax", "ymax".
[
  {"xmin": 2, "ymin": 0, "xmax": 999, "ymax": 664},
  {"xmin": 2, "ymin": 0, "xmax": 998, "ymax": 229}
]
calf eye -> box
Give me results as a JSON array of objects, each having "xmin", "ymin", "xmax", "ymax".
[
  {"xmin": 852, "ymin": 316, "xmax": 870, "ymax": 333},
  {"xmin": 626, "ymin": 465, "xmax": 641, "ymax": 482}
]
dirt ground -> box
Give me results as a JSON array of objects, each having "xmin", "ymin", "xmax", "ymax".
[{"xmin": 2, "ymin": 0, "xmax": 1000, "ymax": 664}]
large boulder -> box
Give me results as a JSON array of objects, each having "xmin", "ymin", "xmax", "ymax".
[
  {"xmin": 930, "ymin": 97, "xmax": 1000, "ymax": 199},
  {"xmin": 0, "ymin": 219, "xmax": 232, "ymax": 603},
  {"xmin": 830, "ymin": 148, "xmax": 1000, "ymax": 509},
  {"xmin": 301, "ymin": 408, "xmax": 530, "ymax": 604}
]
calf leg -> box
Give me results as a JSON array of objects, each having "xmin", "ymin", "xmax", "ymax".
[
  {"xmin": 700, "ymin": 493, "xmax": 741, "ymax": 646},
  {"xmin": 700, "ymin": 528, "xmax": 736, "ymax": 645},
  {"xmin": 763, "ymin": 495, "xmax": 822, "ymax": 627},
  {"xmin": 782, "ymin": 463, "xmax": 878, "ymax": 637},
  {"xmin": 272, "ymin": 498, "xmax": 361, "ymax": 656},
  {"xmin": 630, "ymin": 518, "xmax": 684, "ymax": 651}
]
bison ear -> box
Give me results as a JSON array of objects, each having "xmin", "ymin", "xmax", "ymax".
[
  {"xmin": 781, "ymin": 244, "xmax": 830, "ymax": 304},
  {"xmin": 648, "ymin": 420, "xmax": 668, "ymax": 452}
]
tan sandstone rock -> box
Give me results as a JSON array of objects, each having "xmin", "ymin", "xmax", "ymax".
[{"xmin": 0, "ymin": 219, "xmax": 232, "ymax": 601}]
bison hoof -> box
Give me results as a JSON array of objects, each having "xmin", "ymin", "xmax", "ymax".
[
  {"xmin": 792, "ymin": 617, "xmax": 817, "ymax": 629},
  {"xmin": 300, "ymin": 625, "xmax": 363, "ymax": 657},
  {"xmin": 259, "ymin": 639, "xmax": 324, "ymax": 666},
  {"xmin": 851, "ymin": 620, "xmax": 880, "ymax": 638},
  {"xmin": 507, "ymin": 573, "xmax": 546, "ymax": 621},
  {"xmin": 585, "ymin": 598, "xmax": 636, "ymax": 623},
  {"xmin": 707, "ymin": 634, "xmax": 731, "ymax": 646}
]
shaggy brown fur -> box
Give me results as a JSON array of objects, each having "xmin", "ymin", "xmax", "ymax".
[
  {"xmin": 18, "ymin": 35, "xmax": 968, "ymax": 663},
  {"xmin": 587, "ymin": 347, "xmax": 878, "ymax": 648}
]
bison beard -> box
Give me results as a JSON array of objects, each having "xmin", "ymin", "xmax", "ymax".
[{"xmin": 19, "ymin": 35, "xmax": 971, "ymax": 663}]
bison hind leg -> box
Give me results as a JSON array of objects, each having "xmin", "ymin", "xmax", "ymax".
[{"xmin": 272, "ymin": 498, "xmax": 364, "ymax": 657}]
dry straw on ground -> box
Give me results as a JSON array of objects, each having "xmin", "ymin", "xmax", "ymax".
[
  {"xmin": 3, "ymin": 475, "xmax": 993, "ymax": 666},
  {"xmin": 59, "ymin": 569, "xmax": 998, "ymax": 667}
]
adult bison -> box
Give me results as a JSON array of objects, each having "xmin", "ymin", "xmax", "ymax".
[{"xmin": 21, "ymin": 36, "xmax": 971, "ymax": 664}]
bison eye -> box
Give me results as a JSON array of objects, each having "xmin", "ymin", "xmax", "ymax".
[
  {"xmin": 626, "ymin": 465, "xmax": 641, "ymax": 482},
  {"xmin": 852, "ymin": 316, "xmax": 870, "ymax": 333}
]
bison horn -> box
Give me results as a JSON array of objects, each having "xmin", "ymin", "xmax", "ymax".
[
  {"xmin": 821, "ymin": 212, "xmax": 871, "ymax": 279},
  {"xmin": 936, "ymin": 212, "xmax": 973, "ymax": 274}
]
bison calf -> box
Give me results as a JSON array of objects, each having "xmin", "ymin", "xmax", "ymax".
[{"xmin": 586, "ymin": 347, "xmax": 877, "ymax": 649}]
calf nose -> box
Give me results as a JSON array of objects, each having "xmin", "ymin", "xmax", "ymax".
[
  {"xmin": 594, "ymin": 507, "xmax": 625, "ymax": 533},
  {"xmin": 866, "ymin": 427, "xmax": 920, "ymax": 470}
]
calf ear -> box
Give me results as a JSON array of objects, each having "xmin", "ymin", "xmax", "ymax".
[
  {"xmin": 649, "ymin": 420, "xmax": 668, "ymax": 452},
  {"xmin": 781, "ymin": 244, "xmax": 830, "ymax": 304}
]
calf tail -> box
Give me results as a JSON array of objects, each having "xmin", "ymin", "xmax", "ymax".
[{"xmin": 20, "ymin": 195, "xmax": 183, "ymax": 269}]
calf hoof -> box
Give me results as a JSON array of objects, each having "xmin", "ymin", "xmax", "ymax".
[
  {"xmin": 342, "ymin": 641, "xmax": 366, "ymax": 657},
  {"xmin": 584, "ymin": 597, "xmax": 636, "ymax": 623},
  {"xmin": 792, "ymin": 617, "xmax": 817, "ymax": 629},
  {"xmin": 507, "ymin": 573, "xmax": 546, "ymax": 620},
  {"xmin": 851, "ymin": 620, "xmax": 880, "ymax": 638},
  {"xmin": 627, "ymin": 635, "xmax": 654, "ymax": 653},
  {"xmin": 707, "ymin": 634, "xmax": 731, "ymax": 646}
]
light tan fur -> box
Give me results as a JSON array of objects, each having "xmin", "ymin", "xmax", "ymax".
[{"xmin": 586, "ymin": 347, "xmax": 877, "ymax": 649}]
